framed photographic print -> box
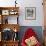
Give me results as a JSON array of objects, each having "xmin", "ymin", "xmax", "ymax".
[{"xmin": 25, "ymin": 7, "xmax": 36, "ymax": 20}]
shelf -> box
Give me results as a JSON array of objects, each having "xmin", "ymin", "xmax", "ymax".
[
  {"xmin": 0, "ymin": 7, "xmax": 19, "ymax": 24},
  {"xmin": 0, "ymin": 7, "xmax": 19, "ymax": 46},
  {"xmin": 0, "ymin": 7, "xmax": 19, "ymax": 10},
  {"xmin": 0, "ymin": 7, "xmax": 19, "ymax": 16},
  {"xmin": 1, "ymin": 40, "xmax": 19, "ymax": 46},
  {"xmin": 0, "ymin": 24, "xmax": 20, "ymax": 32},
  {"xmin": 1, "ymin": 15, "xmax": 18, "ymax": 24},
  {"xmin": 2, "ymin": 40, "xmax": 19, "ymax": 43}
]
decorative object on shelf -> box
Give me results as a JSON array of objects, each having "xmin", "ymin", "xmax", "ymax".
[
  {"xmin": 13, "ymin": 28, "xmax": 17, "ymax": 32},
  {"xmin": 2, "ymin": 10, "xmax": 9, "ymax": 15},
  {"xmin": 13, "ymin": 28, "xmax": 18, "ymax": 40},
  {"xmin": 25, "ymin": 7, "xmax": 36, "ymax": 20},
  {"xmin": 15, "ymin": 0, "xmax": 17, "ymax": 7},
  {"xmin": 0, "ymin": 7, "xmax": 19, "ymax": 16},
  {"xmin": 1, "ymin": 28, "xmax": 19, "ymax": 41},
  {"xmin": 13, "ymin": 32, "xmax": 18, "ymax": 41},
  {"xmin": 5, "ymin": 18, "xmax": 8, "ymax": 24},
  {"xmin": 2, "ymin": 28, "xmax": 13, "ymax": 41},
  {"xmin": 2, "ymin": 16, "xmax": 8, "ymax": 24},
  {"xmin": 9, "ymin": 10, "xmax": 18, "ymax": 15}
]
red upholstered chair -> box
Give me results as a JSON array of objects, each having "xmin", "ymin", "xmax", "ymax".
[{"xmin": 21, "ymin": 28, "xmax": 41, "ymax": 46}]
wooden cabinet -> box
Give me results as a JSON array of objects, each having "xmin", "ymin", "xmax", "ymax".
[{"xmin": 0, "ymin": 7, "xmax": 19, "ymax": 46}]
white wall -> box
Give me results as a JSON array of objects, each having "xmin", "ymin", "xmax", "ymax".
[
  {"xmin": 18, "ymin": 0, "xmax": 44, "ymax": 26},
  {"xmin": 0, "ymin": 0, "xmax": 44, "ymax": 26}
]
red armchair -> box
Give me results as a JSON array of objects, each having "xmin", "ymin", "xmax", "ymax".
[{"xmin": 21, "ymin": 28, "xmax": 41, "ymax": 46}]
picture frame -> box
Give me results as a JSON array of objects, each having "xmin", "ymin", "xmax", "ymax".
[{"xmin": 25, "ymin": 7, "xmax": 36, "ymax": 20}]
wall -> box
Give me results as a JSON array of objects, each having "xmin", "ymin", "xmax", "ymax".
[
  {"xmin": 18, "ymin": 0, "xmax": 44, "ymax": 26},
  {"xmin": 0, "ymin": 0, "xmax": 44, "ymax": 26}
]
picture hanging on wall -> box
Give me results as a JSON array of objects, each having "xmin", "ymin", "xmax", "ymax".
[{"xmin": 25, "ymin": 7, "xmax": 36, "ymax": 20}]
